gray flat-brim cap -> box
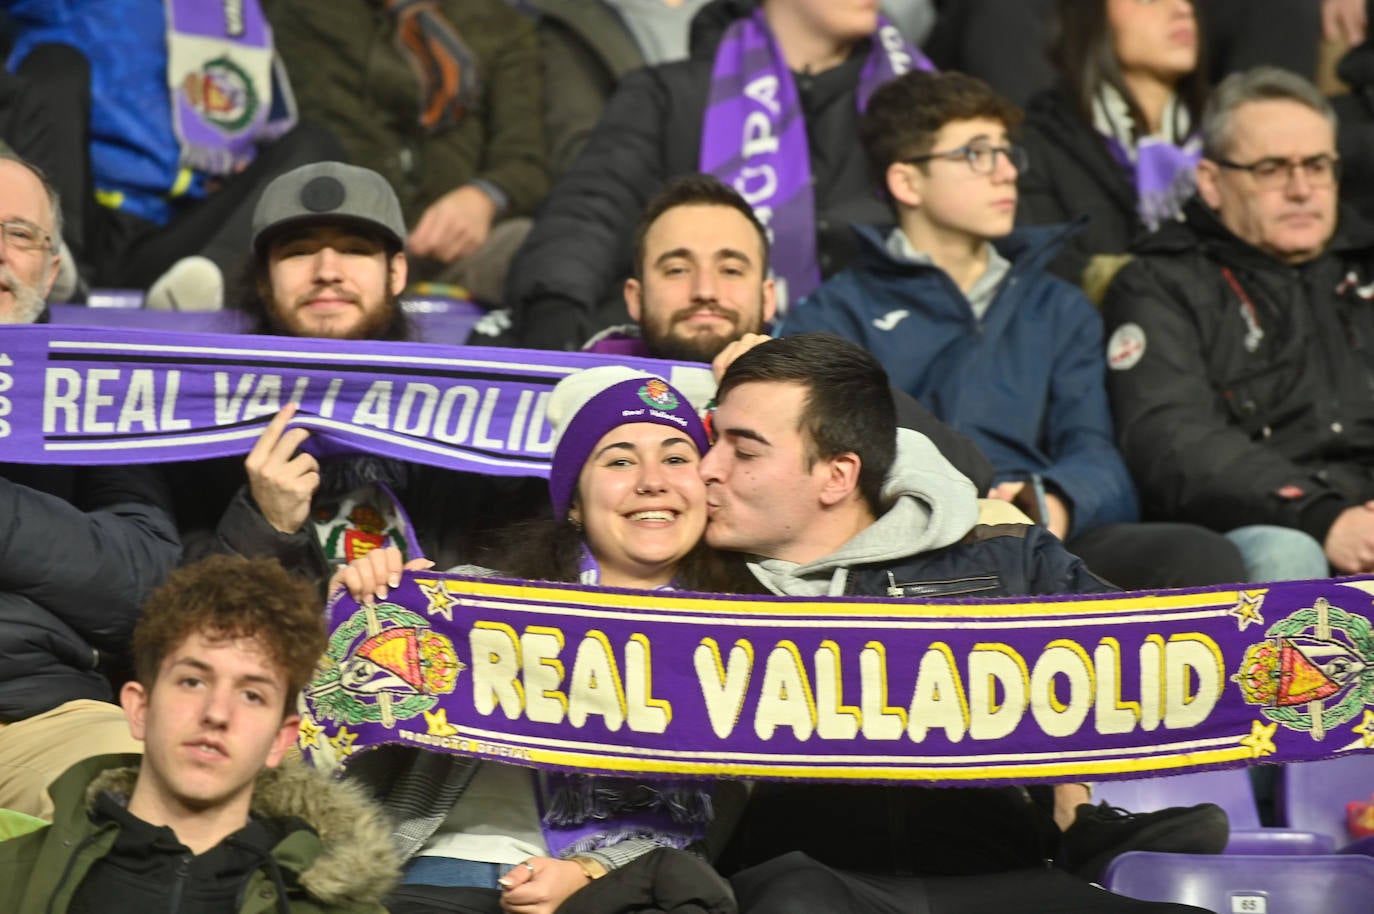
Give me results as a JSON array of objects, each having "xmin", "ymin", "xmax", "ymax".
[{"xmin": 251, "ymin": 161, "xmax": 407, "ymax": 252}]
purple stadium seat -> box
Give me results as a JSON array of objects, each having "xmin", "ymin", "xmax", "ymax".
[
  {"xmin": 1103, "ymin": 851, "xmax": 1374, "ymax": 913},
  {"xmin": 1094, "ymin": 768, "xmax": 1333, "ymax": 854},
  {"xmin": 1277, "ymin": 755, "xmax": 1374, "ymax": 850}
]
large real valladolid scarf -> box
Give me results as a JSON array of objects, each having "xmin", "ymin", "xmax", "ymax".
[{"xmin": 4, "ymin": 325, "xmax": 1372, "ymax": 783}]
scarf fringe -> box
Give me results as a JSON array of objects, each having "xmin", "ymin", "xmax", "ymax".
[
  {"xmin": 558, "ymin": 828, "xmax": 694, "ymax": 857},
  {"xmin": 544, "ymin": 776, "xmax": 714, "ymax": 827}
]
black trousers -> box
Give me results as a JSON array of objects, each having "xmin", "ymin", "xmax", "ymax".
[
  {"xmin": 731, "ymin": 852, "xmax": 1213, "ymax": 914},
  {"xmin": 1066, "ymin": 522, "xmax": 1246, "ymax": 591}
]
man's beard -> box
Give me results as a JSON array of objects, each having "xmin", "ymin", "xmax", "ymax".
[
  {"xmin": 0, "ymin": 263, "xmax": 47, "ymax": 324},
  {"xmin": 267, "ymin": 288, "xmax": 407, "ymax": 341},
  {"xmin": 641, "ymin": 299, "xmax": 766, "ymax": 363}
]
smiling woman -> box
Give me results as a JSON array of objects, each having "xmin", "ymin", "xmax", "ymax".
[
  {"xmin": 1017, "ymin": 0, "xmax": 1208, "ymax": 284},
  {"xmin": 331, "ymin": 367, "xmax": 749, "ymax": 913}
]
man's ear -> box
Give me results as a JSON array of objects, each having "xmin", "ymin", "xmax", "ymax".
[
  {"xmin": 389, "ymin": 251, "xmax": 409, "ymax": 296},
  {"xmin": 761, "ymin": 276, "xmax": 777, "ymax": 324},
  {"xmin": 265, "ymin": 713, "xmax": 300, "ymax": 769},
  {"xmin": 817, "ymin": 452, "xmax": 863, "ymax": 507},
  {"xmin": 121, "ymin": 681, "xmax": 150, "ymax": 742},
  {"xmin": 1195, "ymin": 160, "xmax": 1223, "ymax": 210},
  {"xmin": 886, "ymin": 162, "xmax": 922, "ymax": 209},
  {"xmin": 624, "ymin": 276, "xmax": 643, "ymax": 322}
]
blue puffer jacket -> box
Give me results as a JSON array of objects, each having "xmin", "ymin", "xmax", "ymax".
[
  {"xmin": 777, "ymin": 222, "xmax": 1138, "ymax": 539},
  {"xmin": 5, "ymin": 0, "xmax": 207, "ymax": 223}
]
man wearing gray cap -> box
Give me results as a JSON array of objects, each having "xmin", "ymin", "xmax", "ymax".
[
  {"xmin": 171, "ymin": 160, "xmax": 544, "ymax": 585},
  {"xmin": 237, "ymin": 160, "xmax": 411, "ymax": 341}
]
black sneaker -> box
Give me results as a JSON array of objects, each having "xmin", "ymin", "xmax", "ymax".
[{"xmin": 1057, "ymin": 801, "xmax": 1229, "ymax": 883}]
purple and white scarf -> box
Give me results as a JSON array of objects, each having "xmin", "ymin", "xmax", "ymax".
[
  {"xmin": 700, "ymin": 9, "xmax": 929, "ymax": 311},
  {"xmin": 164, "ymin": 0, "xmax": 298, "ymax": 175},
  {"xmin": 1094, "ymin": 86, "xmax": 1201, "ymax": 232}
]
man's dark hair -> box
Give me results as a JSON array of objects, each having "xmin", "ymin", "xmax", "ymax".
[
  {"xmin": 1048, "ymin": 0, "xmax": 1208, "ymax": 143},
  {"xmin": 717, "ymin": 333, "xmax": 896, "ymax": 513},
  {"xmin": 631, "ymin": 174, "xmax": 771, "ymax": 280},
  {"xmin": 861, "ymin": 70, "xmax": 1023, "ymax": 183},
  {"xmin": 228, "ymin": 229, "xmax": 412, "ymax": 341},
  {"xmin": 133, "ymin": 555, "xmax": 326, "ymax": 712}
]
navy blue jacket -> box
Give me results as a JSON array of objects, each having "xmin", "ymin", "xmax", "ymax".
[{"xmin": 776, "ymin": 223, "xmax": 1137, "ymax": 538}]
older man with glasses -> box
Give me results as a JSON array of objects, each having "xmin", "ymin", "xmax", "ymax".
[
  {"xmin": 1104, "ymin": 66, "xmax": 1367, "ymax": 582},
  {"xmin": 0, "ymin": 155, "xmax": 60, "ymax": 324},
  {"xmin": 0, "ymin": 153, "xmax": 180, "ymax": 820}
]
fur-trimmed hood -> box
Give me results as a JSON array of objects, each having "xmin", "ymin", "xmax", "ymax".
[{"xmin": 82, "ymin": 760, "xmax": 398, "ymax": 908}]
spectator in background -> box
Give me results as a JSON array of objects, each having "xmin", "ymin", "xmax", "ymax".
[
  {"xmin": 503, "ymin": 0, "xmax": 929, "ymax": 352},
  {"xmin": 4, "ymin": 0, "xmax": 341, "ymax": 310},
  {"xmin": 925, "ymin": 0, "xmax": 1327, "ymax": 108},
  {"xmin": 171, "ymin": 161, "xmax": 544, "ymax": 588},
  {"xmin": 1332, "ymin": 3, "xmax": 1374, "ymax": 224},
  {"xmin": 266, "ymin": 0, "xmax": 547, "ymax": 309},
  {"xmin": 0, "ymin": 154, "xmax": 181, "ymax": 819},
  {"xmin": 585, "ymin": 172, "xmax": 997, "ymax": 492},
  {"xmin": 532, "ymin": 0, "xmax": 936, "ymax": 179},
  {"xmin": 532, "ymin": 0, "xmax": 714, "ymax": 179},
  {"xmin": 776, "ymin": 70, "xmax": 1248, "ymax": 591},
  {"xmin": 1017, "ymin": 0, "xmax": 1206, "ymax": 293},
  {"xmin": 1103, "ymin": 67, "xmax": 1359, "ymax": 580}
]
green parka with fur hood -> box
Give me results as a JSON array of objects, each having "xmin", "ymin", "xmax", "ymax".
[{"xmin": 0, "ymin": 754, "xmax": 398, "ymax": 914}]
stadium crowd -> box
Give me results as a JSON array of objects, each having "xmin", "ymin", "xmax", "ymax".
[{"xmin": 1, "ymin": 0, "xmax": 1372, "ymax": 911}]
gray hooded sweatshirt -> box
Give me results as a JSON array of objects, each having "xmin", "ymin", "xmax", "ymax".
[{"xmin": 748, "ymin": 428, "xmax": 980, "ymax": 597}]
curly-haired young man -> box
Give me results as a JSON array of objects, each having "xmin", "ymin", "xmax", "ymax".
[{"xmin": 0, "ymin": 554, "xmax": 399, "ymax": 913}]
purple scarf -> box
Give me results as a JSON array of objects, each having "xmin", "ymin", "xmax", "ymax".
[
  {"xmin": 1096, "ymin": 91, "xmax": 1201, "ymax": 231},
  {"xmin": 164, "ymin": 0, "xmax": 297, "ymax": 175},
  {"xmin": 1105, "ymin": 134, "xmax": 1202, "ymax": 231},
  {"xmin": 700, "ymin": 10, "xmax": 929, "ymax": 310}
]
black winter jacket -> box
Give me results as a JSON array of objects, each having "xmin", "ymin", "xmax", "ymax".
[
  {"xmin": 1103, "ymin": 198, "xmax": 1374, "ymax": 541},
  {"xmin": 0, "ymin": 462, "xmax": 179, "ymax": 720},
  {"xmin": 843, "ymin": 522, "xmax": 1115, "ymax": 600},
  {"xmin": 1017, "ymin": 88, "xmax": 1141, "ymax": 284},
  {"xmin": 722, "ymin": 523, "xmax": 1112, "ymax": 876},
  {"xmin": 172, "ymin": 455, "xmax": 547, "ymax": 587},
  {"xmin": 505, "ymin": 0, "xmax": 890, "ymax": 350}
]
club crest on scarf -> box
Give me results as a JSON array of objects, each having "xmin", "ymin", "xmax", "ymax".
[
  {"xmin": 1234, "ymin": 597, "xmax": 1374, "ymax": 740},
  {"xmin": 180, "ymin": 56, "xmax": 258, "ymax": 133},
  {"xmin": 307, "ymin": 600, "xmax": 463, "ymax": 732}
]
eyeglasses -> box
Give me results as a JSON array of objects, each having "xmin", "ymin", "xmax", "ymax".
[
  {"xmin": 1213, "ymin": 154, "xmax": 1342, "ymax": 191},
  {"xmin": 906, "ymin": 141, "xmax": 1028, "ymax": 176},
  {"xmin": 0, "ymin": 219, "xmax": 52, "ymax": 252}
]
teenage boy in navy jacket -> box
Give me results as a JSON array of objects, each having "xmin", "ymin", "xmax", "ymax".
[{"xmin": 777, "ymin": 69, "xmax": 1259, "ymax": 594}]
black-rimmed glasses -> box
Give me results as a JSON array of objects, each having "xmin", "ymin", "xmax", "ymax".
[
  {"xmin": 0, "ymin": 219, "xmax": 52, "ymax": 252},
  {"xmin": 1213, "ymin": 154, "xmax": 1341, "ymax": 191},
  {"xmin": 906, "ymin": 141, "xmax": 1028, "ymax": 176}
]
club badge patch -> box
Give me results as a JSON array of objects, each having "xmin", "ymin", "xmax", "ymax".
[
  {"xmin": 1107, "ymin": 322, "xmax": 1147, "ymax": 371},
  {"xmin": 1234, "ymin": 597, "xmax": 1374, "ymax": 739}
]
